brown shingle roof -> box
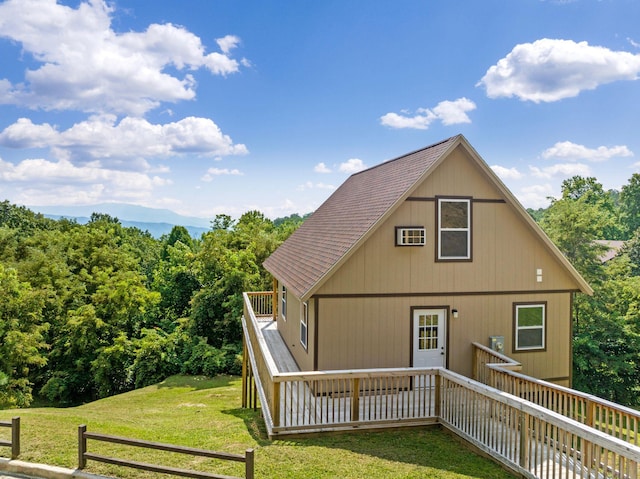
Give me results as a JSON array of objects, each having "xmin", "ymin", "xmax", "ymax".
[
  {"xmin": 264, "ymin": 135, "xmax": 459, "ymax": 299},
  {"xmin": 265, "ymin": 134, "xmax": 593, "ymax": 299}
]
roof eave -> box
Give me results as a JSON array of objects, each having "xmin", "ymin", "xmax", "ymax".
[
  {"xmin": 298, "ymin": 136, "xmax": 464, "ymax": 302},
  {"xmin": 456, "ymin": 136, "xmax": 594, "ymax": 296}
]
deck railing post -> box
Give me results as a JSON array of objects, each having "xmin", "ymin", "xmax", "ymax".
[
  {"xmin": 245, "ymin": 448, "xmax": 254, "ymax": 479},
  {"xmin": 351, "ymin": 378, "xmax": 360, "ymax": 422},
  {"xmin": 272, "ymin": 278, "xmax": 278, "ymax": 321},
  {"xmin": 434, "ymin": 372, "xmax": 441, "ymax": 418},
  {"xmin": 472, "ymin": 346, "xmax": 478, "ymax": 381},
  {"xmin": 272, "ymin": 381, "xmax": 280, "ymax": 427},
  {"xmin": 11, "ymin": 417, "xmax": 19, "ymax": 459},
  {"xmin": 586, "ymin": 398, "xmax": 595, "ymax": 428},
  {"xmin": 518, "ymin": 411, "xmax": 529, "ymax": 469},
  {"xmin": 78, "ymin": 424, "xmax": 87, "ymax": 469}
]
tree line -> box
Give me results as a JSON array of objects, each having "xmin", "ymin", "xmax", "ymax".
[
  {"xmin": 0, "ymin": 201, "xmax": 305, "ymax": 408},
  {"xmin": 531, "ymin": 174, "xmax": 640, "ymax": 406},
  {"xmin": 2, "ymin": 170, "xmax": 640, "ymax": 410}
]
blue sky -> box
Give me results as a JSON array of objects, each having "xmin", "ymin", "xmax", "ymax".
[{"xmin": 0, "ymin": 0, "xmax": 639, "ymax": 219}]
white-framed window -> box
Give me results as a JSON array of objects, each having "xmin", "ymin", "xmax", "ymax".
[
  {"xmin": 514, "ymin": 303, "xmax": 546, "ymax": 351},
  {"xmin": 300, "ymin": 302, "xmax": 308, "ymax": 349},
  {"xmin": 396, "ymin": 227, "xmax": 426, "ymax": 246},
  {"xmin": 438, "ymin": 198, "xmax": 471, "ymax": 260},
  {"xmin": 281, "ymin": 285, "xmax": 287, "ymax": 321}
]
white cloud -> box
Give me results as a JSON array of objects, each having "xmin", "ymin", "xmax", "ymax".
[
  {"xmin": 0, "ymin": 118, "xmax": 58, "ymax": 148},
  {"xmin": 314, "ymin": 162, "xmax": 331, "ymax": 173},
  {"xmin": 431, "ymin": 98, "xmax": 477, "ymax": 125},
  {"xmin": 518, "ymin": 184, "xmax": 555, "ymax": 209},
  {"xmin": 216, "ymin": 35, "xmax": 240, "ymax": 54},
  {"xmin": 380, "ymin": 97, "xmax": 476, "ymax": 130},
  {"xmin": 541, "ymin": 141, "xmax": 633, "ymax": 162},
  {"xmin": 0, "ymin": 0, "xmax": 245, "ymax": 115},
  {"xmin": 297, "ymin": 181, "xmax": 336, "ymax": 191},
  {"xmin": 0, "ymin": 116, "xmax": 248, "ymax": 168},
  {"xmin": 491, "ymin": 165, "xmax": 523, "ymax": 180},
  {"xmin": 201, "ymin": 167, "xmax": 243, "ymax": 181},
  {"xmin": 478, "ymin": 39, "xmax": 640, "ymax": 102},
  {"xmin": 529, "ymin": 162, "xmax": 591, "ymax": 179},
  {"xmin": 339, "ymin": 158, "xmax": 366, "ymax": 173},
  {"xmin": 380, "ymin": 111, "xmax": 436, "ymax": 130},
  {"xmin": 629, "ymin": 37, "xmax": 640, "ymax": 49},
  {"xmin": 0, "ymin": 156, "xmax": 169, "ymax": 205}
]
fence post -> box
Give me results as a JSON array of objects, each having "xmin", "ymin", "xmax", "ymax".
[
  {"xmin": 245, "ymin": 448, "xmax": 254, "ymax": 479},
  {"xmin": 78, "ymin": 425, "xmax": 87, "ymax": 469},
  {"xmin": 11, "ymin": 417, "xmax": 19, "ymax": 459}
]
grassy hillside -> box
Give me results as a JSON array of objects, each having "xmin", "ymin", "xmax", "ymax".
[{"xmin": 0, "ymin": 376, "xmax": 514, "ymax": 479}]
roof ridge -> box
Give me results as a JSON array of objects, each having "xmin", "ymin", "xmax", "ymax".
[{"xmin": 351, "ymin": 135, "xmax": 460, "ymax": 177}]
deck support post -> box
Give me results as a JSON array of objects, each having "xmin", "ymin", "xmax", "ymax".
[
  {"xmin": 242, "ymin": 339, "xmax": 248, "ymax": 408},
  {"xmin": 351, "ymin": 378, "xmax": 360, "ymax": 422}
]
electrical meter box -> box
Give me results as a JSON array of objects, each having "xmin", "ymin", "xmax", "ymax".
[{"xmin": 489, "ymin": 335, "xmax": 504, "ymax": 353}]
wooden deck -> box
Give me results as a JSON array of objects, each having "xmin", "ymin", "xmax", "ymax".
[
  {"xmin": 243, "ymin": 292, "xmax": 640, "ymax": 479},
  {"xmin": 257, "ymin": 320, "xmax": 300, "ymax": 373}
]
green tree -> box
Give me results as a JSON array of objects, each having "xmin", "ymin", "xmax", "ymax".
[
  {"xmin": 573, "ymin": 258, "xmax": 640, "ymax": 406},
  {"xmin": 540, "ymin": 195, "xmax": 609, "ymax": 284},
  {"xmin": 0, "ymin": 265, "xmax": 48, "ymax": 408},
  {"xmin": 620, "ymin": 173, "xmax": 640, "ymax": 236},
  {"xmin": 559, "ymin": 176, "xmax": 623, "ymax": 240}
]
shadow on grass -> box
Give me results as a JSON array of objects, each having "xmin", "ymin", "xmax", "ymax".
[
  {"xmin": 223, "ymin": 407, "xmax": 272, "ymax": 446},
  {"xmin": 224, "ymin": 407, "xmax": 513, "ymax": 478},
  {"xmin": 157, "ymin": 375, "xmax": 237, "ymax": 391},
  {"xmin": 287, "ymin": 427, "xmax": 514, "ymax": 479}
]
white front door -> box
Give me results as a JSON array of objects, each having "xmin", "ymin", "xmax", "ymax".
[{"xmin": 413, "ymin": 309, "xmax": 446, "ymax": 368}]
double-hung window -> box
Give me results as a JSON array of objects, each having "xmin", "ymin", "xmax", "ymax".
[
  {"xmin": 281, "ymin": 285, "xmax": 287, "ymax": 321},
  {"xmin": 437, "ymin": 198, "xmax": 471, "ymax": 260},
  {"xmin": 514, "ymin": 303, "xmax": 546, "ymax": 351},
  {"xmin": 300, "ymin": 302, "xmax": 308, "ymax": 349}
]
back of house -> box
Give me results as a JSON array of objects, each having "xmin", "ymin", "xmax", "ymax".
[{"xmin": 264, "ymin": 135, "xmax": 592, "ymax": 386}]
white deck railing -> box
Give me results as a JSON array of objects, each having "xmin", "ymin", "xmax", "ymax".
[
  {"xmin": 473, "ymin": 343, "xmax": 640, "ymax": 447},
  {"xmin": 243, "ymin": 292, "xmax": 640, "ymax": 479}
]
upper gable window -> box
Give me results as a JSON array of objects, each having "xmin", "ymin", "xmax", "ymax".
[{"xmin": 437, "ymin": 198, "xmax": 471, "ymax": 260}]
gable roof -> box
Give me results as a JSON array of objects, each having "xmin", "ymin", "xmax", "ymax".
[{"xmin": 264, "ymin": 134, "xmax": 593, "ymax": 300}]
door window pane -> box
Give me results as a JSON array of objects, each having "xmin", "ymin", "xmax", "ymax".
[{"xmin": 418, "ymin": 314, "xmax": 438, "ymax": 350}]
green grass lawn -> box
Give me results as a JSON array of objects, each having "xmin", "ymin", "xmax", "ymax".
[{"xmin": 0, "ymin": 375, "xmax": 514, "ymax": 479}]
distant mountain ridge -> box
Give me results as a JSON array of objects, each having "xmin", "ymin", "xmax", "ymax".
[{"xmin": 30, "ymin": 203, "xmax": 212, "ymax": 238}]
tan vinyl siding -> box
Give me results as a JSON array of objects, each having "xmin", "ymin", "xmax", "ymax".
[
  {"xmin": 316, "ymin": 293, "xmax": 571, "ymax": 382},
  {"xmin": 316, "ymin": 147, "xmax": 579, "ymax": 296},
  {"xmin": 276, "ymin": 284, "xmax": 314, "ymax": 371}
]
